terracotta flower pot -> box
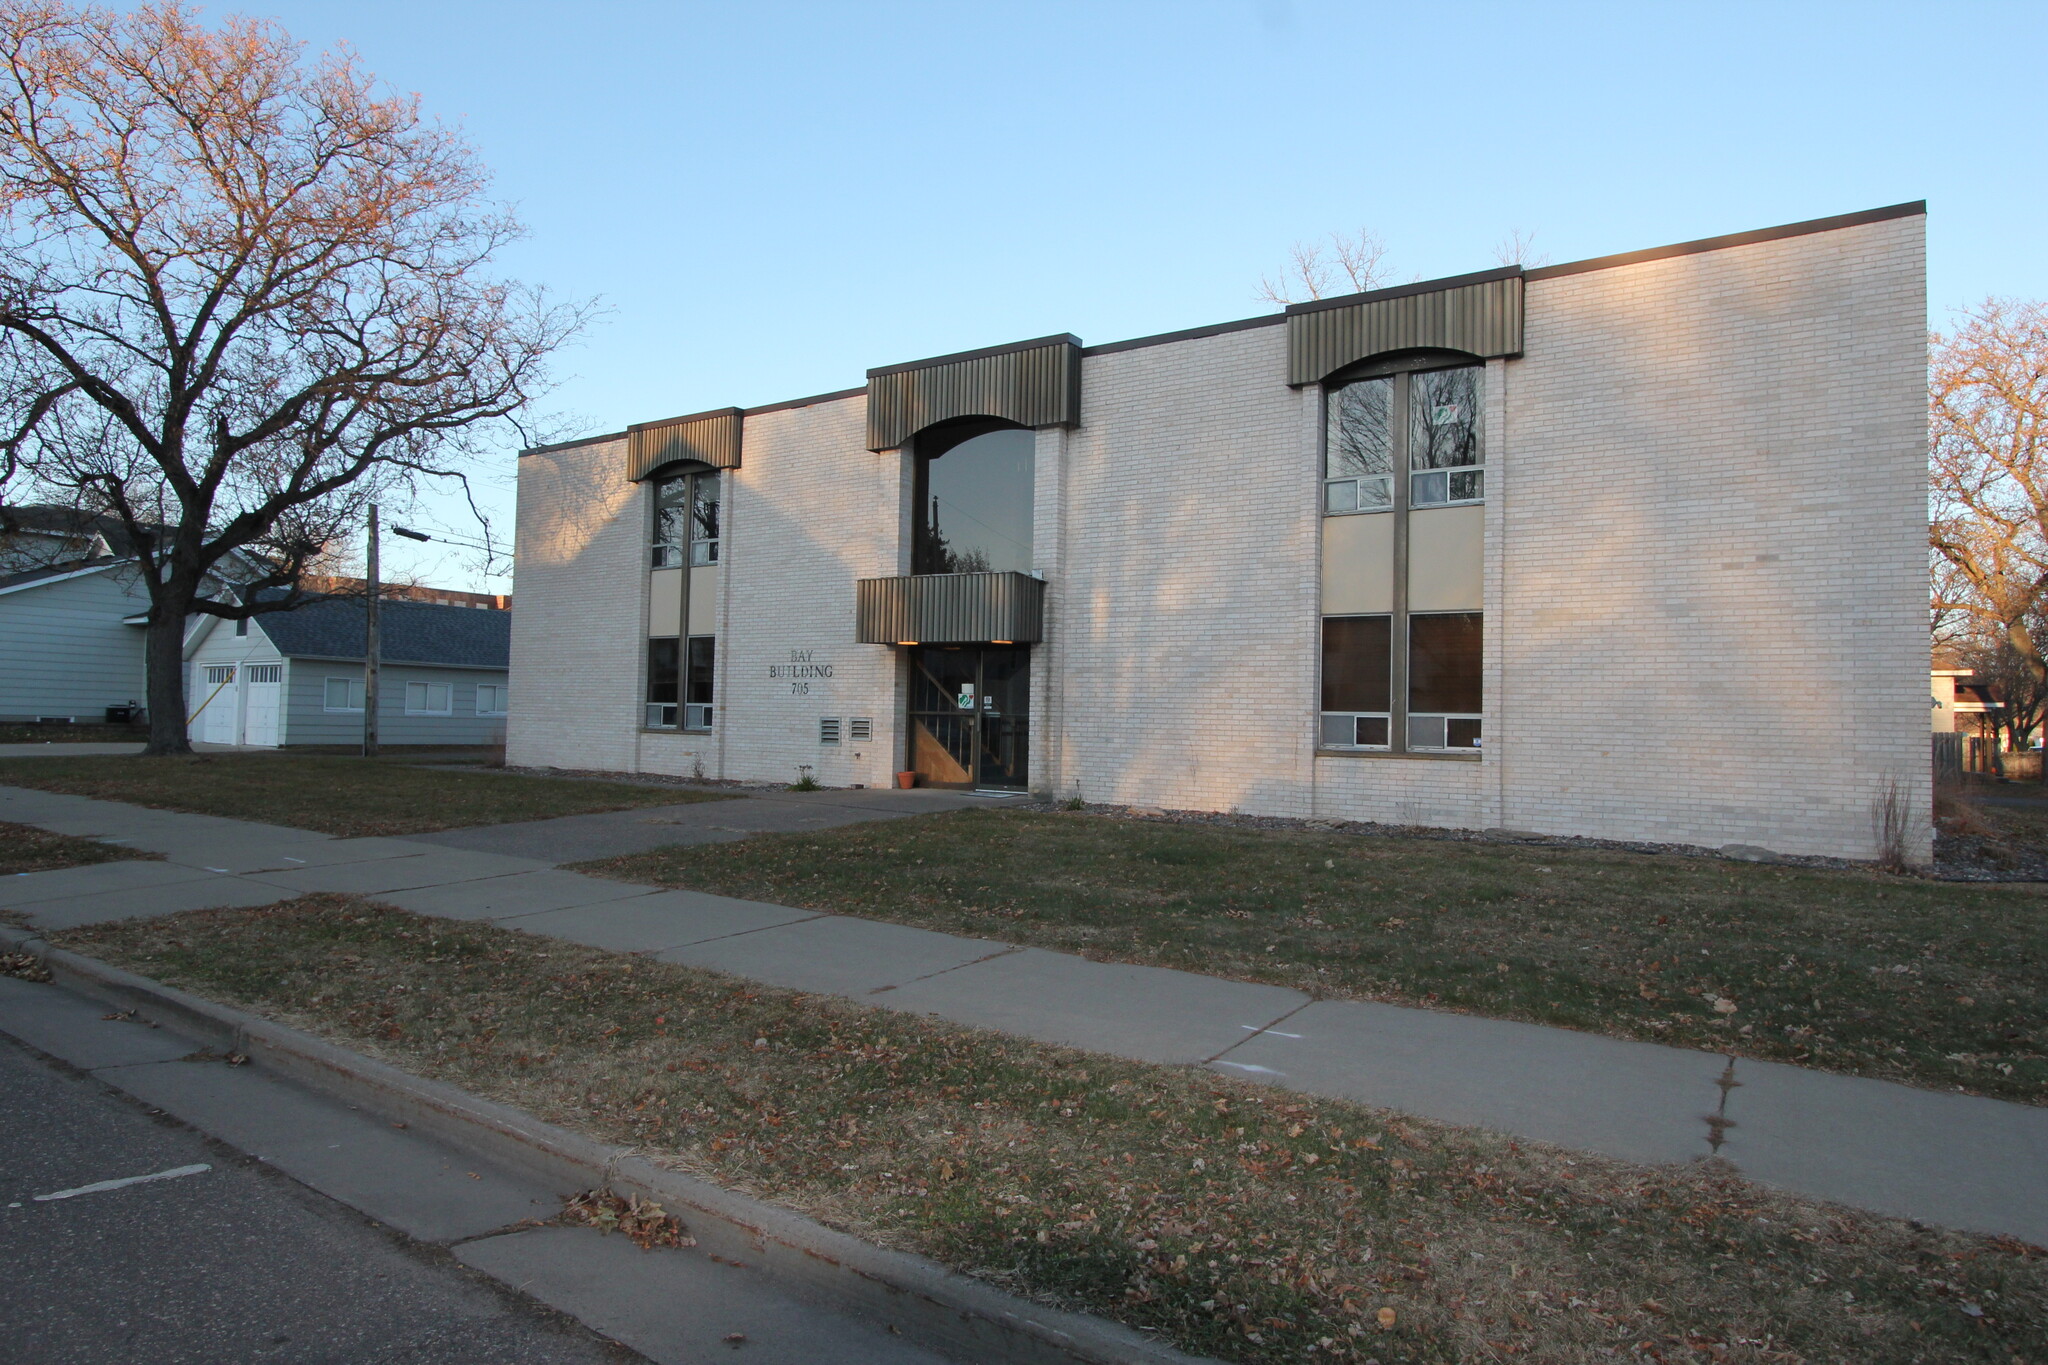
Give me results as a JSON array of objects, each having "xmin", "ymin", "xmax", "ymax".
[{"xmin": 895, "ymin": 771, "xmax": 917, "ymax": 789}]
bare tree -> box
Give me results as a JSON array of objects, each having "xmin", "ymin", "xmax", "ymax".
[
  {"xmin": 1929, "ymin": 298, "xmax": 2048, "ymax": 741},
  {"xmin": 1257, "ymin": 227, "xmax": 1392, "ymax": 306},
  {"xmin": 0, "ymin": 3, "xmax": 589, "ymax": 753},
  {"xmin": 1493, "ymin": 227, "xmax": 1550, "ymax": 269},
  {"xmin": 1968, "ymin": 627, "xmax": 2048, "ymax": 762}
]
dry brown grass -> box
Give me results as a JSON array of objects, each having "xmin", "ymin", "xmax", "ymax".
[
  {"xmin": 0, "ymin": 819, "xmax": 155, "ymax": 876},
  {"xmin": 56, "ymin": 895, "xmax": 2048, "ymax": 1365}
]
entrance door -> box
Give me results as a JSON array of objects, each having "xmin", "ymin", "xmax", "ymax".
[
  {"xmin": 243, "ymin": 664, "xmax": 282, "ymax": 747},
  {"xmin": 908, "ymin": 646, "xmax": 1030, "ymax": 790}
]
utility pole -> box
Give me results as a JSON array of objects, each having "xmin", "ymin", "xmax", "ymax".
[{"xmin": 363, "ymin": 503, "xmax": 380, "ymax": 758}]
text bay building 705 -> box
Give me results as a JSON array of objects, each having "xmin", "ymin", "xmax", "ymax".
[{"xmin": 511, "ymin": 203, "xmax": 1928, "ymax": 863}]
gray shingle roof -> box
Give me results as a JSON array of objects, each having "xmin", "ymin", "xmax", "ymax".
[{"xmin": 255, "ymin": 594, "xmax": 509, "ymax": 670}]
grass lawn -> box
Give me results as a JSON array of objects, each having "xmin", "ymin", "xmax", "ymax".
[
  {"xmin": 0, "ymin": 723, "xmax": 145, "ymax": 744},
  {"xmin": 575, "ymin": 810, "xmax": 2048, "ymax": 1105},
  {"xmin": 0, "ymin": 820, "xmax": 154, "ymax": 876},
  {"xmin": 0, "ymin": 753, "xmax": 733, "ymax": 837},
  {"xmin": 56, "ymin": 896, "xmax": 2047, "ymax": 1365}
]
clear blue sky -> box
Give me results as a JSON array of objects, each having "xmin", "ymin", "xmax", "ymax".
[{"xmin": 245, "ymin": 0, "xmax": 2047, "ymax": 591}]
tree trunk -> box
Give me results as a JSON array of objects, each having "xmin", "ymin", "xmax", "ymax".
[{"xmin": 142, "ymin": 580, "xmax": 196, "ymax": 756}]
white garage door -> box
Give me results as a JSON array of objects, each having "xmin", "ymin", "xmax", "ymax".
[
  {"xmin": 196, "ymin": 665, "xmax": 238, "ymax": 744},
  {"xmin": 243, "ymin": 664, "xmax": 282, "ymax": 747}
]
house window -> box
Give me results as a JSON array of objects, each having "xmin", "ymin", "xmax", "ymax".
[
  {"xmin": 233, "ymin": 617, "xmax": 248, "ymax": 637},
  {"xmin": 1408, "ymin": 367, "xmax": 1484, "ymax": 507},
  {"xmin": 404, "ymin": 681, "xmax": 453, "ymax": 716},
  {"xmin": 246, "ymin": 664, "xmax": 281, "ymax": 683},
  {"xmin": 653, "ymin": 471, "xmax": 720, "ymax": 568},
  {"xmin": 1407, "ymin": 612, "xmax": 1482, "ymax": 750},
  {"xmin": 204, "ymin": 664, "xmax": 236, "ymax": 685},
  {"xmin": 684, "ymin": 635, "xmax": 714, "ymax": 730},
  {"xmin": 646, "ymin": 637, "xmax": 679, "ymax": 728},
  {"xmin": 1320, "ymin": 357, "xmax": 1484, "ymax": 755},
  {"xmin": 323, "ymin": 677, "xmax": 364, "ymax": 711},
  {"xmin": 1324, "ymin": 375, "xmax": 1393, "ymax": 514},
  {"xmin": 476, "ymin": 684, "xmax": 508, "ymax": 716},
  {"xmin": 912, "ymin": 423, "xmax": 1035, "ymax": 575},
  {"xmin": 1326, "ymin": 364, "xmax": 1483, "ymax": 516},
  {"xmin": 1319, "ymin": 615, "xmax": 1392, "ymax": 750}
]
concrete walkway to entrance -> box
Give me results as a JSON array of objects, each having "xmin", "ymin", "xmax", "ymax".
[
  {"xmin": 4, "ymin": 780, "xmax": 2045, "ymax": 1249},
  {"xmin": 405, "ymin": 784, "xmax": 1001, "ymax": 862}
]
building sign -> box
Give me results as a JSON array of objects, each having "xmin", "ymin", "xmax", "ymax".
[{"xmin": 769, "ymin": 648, "xmax": 833, "ymax": 696}]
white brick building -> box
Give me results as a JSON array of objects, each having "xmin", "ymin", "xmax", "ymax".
[{"xmin": 510, "ymin": 204, "xmax": 1929, "ymax": 862}]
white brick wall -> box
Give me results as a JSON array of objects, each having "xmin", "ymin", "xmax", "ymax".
[
  {"xmin": 1052, "ymin": 324, "xmax": 1318, "ymax": 813},
  {"xmin": 507, "ymin": 436, "xmax": 645, "ymax": 774},
  {"xmin": 718, "ymin": 396, "xmax": 900, "ymax": 790},
  {"xmin": 1493, "ymin": 214, "xmax": 1929, "ymax": 860},
  {"xmin": 510, "ymin": 212, "xmax": 1928, "ymax": 860}
]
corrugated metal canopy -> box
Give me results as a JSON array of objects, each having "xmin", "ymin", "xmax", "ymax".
[
  {"xmin": 866, "ymin": 336, "xmax": 1081, "ymax": 451},
  {"xmin": 856, "ymin": 571, "xmax": 1045, "ymax": 645},
  {"xmin": 1287, "ymin": 269, "xmax": 1524, "ymax": 387},
  {"xmin": 626, "ymin": 407, "xmax": 743, "ymax": 480}
]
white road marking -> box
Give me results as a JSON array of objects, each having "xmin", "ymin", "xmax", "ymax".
[
  {"xmin": 1213, "ymin": 1061, "xmax": 1285, "ymax": 1076},
  {"xmin": 1240, "ymin": 1025, "xmax": 1303, "ymax": 1038},
  {"xmin": 33, "ymin": 1163, "xmax": 211, "ymax": 1202}
]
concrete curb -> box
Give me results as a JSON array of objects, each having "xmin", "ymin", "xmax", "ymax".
[{"xmin": 0, "ymin": 923, "xmax": 1213, "ymax": 1365}]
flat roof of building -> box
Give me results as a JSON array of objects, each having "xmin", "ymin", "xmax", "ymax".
[{"xmin": 522, "ymin": 200, "xmax": 1925, "ymax": 459}]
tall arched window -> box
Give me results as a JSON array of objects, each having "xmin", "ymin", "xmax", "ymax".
[
  {"xmin": 1319, "ymin": 351, "xmax": 1485, "ymax": 755},
  {"xmin": 651, "ymin": 468, "xmax": 720, "ymax": 568},
  {"xmin": 912, "ymin": 422, "xmax": 1034, "ymax": 576}
]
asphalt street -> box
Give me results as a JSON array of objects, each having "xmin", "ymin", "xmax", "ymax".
[{"xmin": 0, "ymin": 1036, "xmax": 640, "ymax": 1365}]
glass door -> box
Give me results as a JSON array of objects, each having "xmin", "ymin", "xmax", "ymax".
[
  {"xmin": 908, "ymin": 647, "xmax": 1030, "ymax": 790},
  {"xmin": 974, "ymin": 648, "xmax": 1030, "ymax": 789}
]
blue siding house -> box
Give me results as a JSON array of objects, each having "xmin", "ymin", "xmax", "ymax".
[
  {"xmin": 184, "ymin": 595, "xmax": 510, "ymax": 747},
  {"xmin": 0, "ymin": 558, "xmax": 151, "ymax": 722}
]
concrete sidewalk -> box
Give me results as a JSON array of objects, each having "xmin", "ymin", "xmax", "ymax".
[{"xmin": 4, "ymin": 780, "xmax": 2046, "ymax": 1248}]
